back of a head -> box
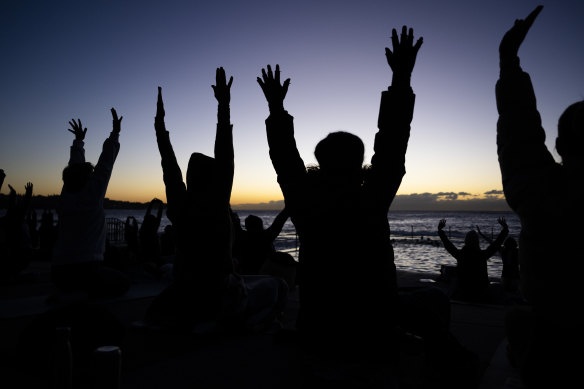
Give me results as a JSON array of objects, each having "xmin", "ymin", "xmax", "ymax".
[
  {"xmin": 464, "ymin": 230, "xmax": 480, "ymax": 250},
  {"xmin": 504, "ymin": 236, "xmax": 518, "ymax": 249},
  {"xmin": 186, "ymin": 152, "xmax": 216, "ymax": 198},
  {"xmin": 314, "ymin": 131, "xmax": 364, "ymax": 183},
  {"xmin": 62, "ymin": 162, "xmax": 94, "ymax": 193},
  {"xmin": 245, "ymin": 215, "xmax": 263, "ymax": 232},
  {"xmin": 557, "ymin": 100, "xmax": 584, "ymax": 169}
]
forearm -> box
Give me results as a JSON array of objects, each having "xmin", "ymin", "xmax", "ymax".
[
  {"xmin": 92, "ymin": 133, "xmax": 120, "ymax": 192},
  {"xmin": 156, "ymin": 130, "xmax": 185, "ymax": 190},
  {"xmin": 266, "ymin": 208, "xmax": 289, "ymax": 239},
  {"xmin": 496, "ymin": 69, "xmax": 556, "ymax": 211},
  {"xmin": 68, "ymin": 139, "xmax": 86, "ymax": 165},
  {"xmin": 438, "ymin": 229, "xmax": 458, "ymax": 256},
  {"xmin": 486, "ymin": 228, "xmax": 509, "ymax": 258},
  {"xmin": 266, "ymin": 110, "xmax": 305, "ymax": 177},
  {"xmin": 214, "ymin": 103, "xmax": 234, "ymax": 166}
]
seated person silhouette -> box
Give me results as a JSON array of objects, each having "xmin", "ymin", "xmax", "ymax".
[
  {"xmin": 495, "ymin": 5, "xmax": 584, "ymax": 387},
  {"xmin": 236, "ymin": 208, "xmax": 289, "ymax": 275},
  {"xmin": 51, "ymin": 109, "xmax": 130, "ymax": 299},
  {"xmin": 477, "ymin": 224, "xmax": 519, "ymax": 293},
  {"xmin": 257, "ymin": 26, "xmax": 428, "ymax": 361},
  {"xmin": 145, "ymin": 69, "xmax": 287, "ymax": 333},
  {"xmin": 437, "ymin": 218, "xmax": 508, "ymax": 302}
]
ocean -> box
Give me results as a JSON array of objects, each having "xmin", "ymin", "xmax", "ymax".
[{"xmin": 104, "ymin": 209, "xmax": 520, "ymax": 279}]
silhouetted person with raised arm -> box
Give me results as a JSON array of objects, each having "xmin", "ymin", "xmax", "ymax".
[
  {"xmin": 257, "ymin": 27, "xmax": 427, "ymax": 364},
  {"xmin": 477, "ymin": 224, "xmax": 519, "ymax": 293},
  {"xmin": 496, "ymin": 5, "xmax": 583, "ymax": 387},
  {"xmin": 237, "ymin": 208, "xmax": 289, "ymax": 275},
  {"xmin": 438, "ymin": 218, "xmax": 508, "ymax": 301},
  {"xmin": 51, "ymin": 109, "xmax": 130, "ymax": 299},
  {"xmin": 146, "ymin": 69, "xmax": 286, "ymax": 332},
  {"xmin": 1, "ymin": 181, "xmax": 34, "ymax": 280},
  {"xmin": 139, "ymin": 198, "xmax": 164, "ymax": 271}
]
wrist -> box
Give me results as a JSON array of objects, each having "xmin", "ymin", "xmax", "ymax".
[
  {"xmin": 391, "ymin": 73, "xmax": 411, "ymax": 89},
  {"xmin": 268, "ymin": 101, "xmax": 285, "ymax": 113}
]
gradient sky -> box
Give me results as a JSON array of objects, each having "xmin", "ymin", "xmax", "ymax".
[{"xmin": 1, "ymin": 0, "xmax": 583, "ymax": 206}]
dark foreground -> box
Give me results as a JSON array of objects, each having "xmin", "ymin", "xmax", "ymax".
[{"xmin": 0, "ymin": 261, "xmax": 526, "ymax": 388}]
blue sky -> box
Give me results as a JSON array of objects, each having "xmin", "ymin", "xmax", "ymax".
[{"xmin": 1, "ymin": 0, "xmax": 583, "ymax": 208}]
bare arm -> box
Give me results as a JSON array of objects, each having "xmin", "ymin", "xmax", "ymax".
[
  {"xmin": 155, "ymin": 87, "xmax": 186, "ymax": 221},
  {"xmin": 437, "ymin": 219, "xmax": 461, "ymax": 259},
  {"xmin": 212, "ymin": 67, "xmax": 235, "ymax": 203},
  {"xmin": 265, "ymin": 207, "xmax": 289, "ymax": 241},
  {"xmin": 485, "ymin": 218, "xmax": 510, "ymax": 258},
  {"xmin": 93, "ymin": 108, "xmax": 122, "ymax": 197}
]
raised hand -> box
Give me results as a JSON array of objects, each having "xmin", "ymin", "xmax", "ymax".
[
  {"xmin": 8, "ymin": 184, "xmax": 16, "ymax": 196},
  {"xmin": 111, "ymin": 108, "xmax": 123, "ymax": 134},
  {"xmin": 498, "ymin": 217, "xmax": 508, "ymax": 230},
  {"xmin": 155, "ymin": 86, "xmax": 166, "ymax": 132},
  {"xmin": 257, "ymin": 64, "xmax": 291, "ymax": 113},
  {"xmin": 25, "ymin": 182, "xmax": 33, "ymax": 196},
  {"xmin": 68, "ymin": 118, "xmax": 87, "ymax": 140},
  {"xmin": 499, "ymin": 5, "xmax": 543, "ymax": 62},
  {"xmin": 438, "ymin": 219, "xmax": 446, "ymax": 231},
  {"xmin": 385, "ymin": 26, "xmax": 423, "ymax": 82},
  {"xmin": 212, "ymin": 67, "xmax": 233, "ymax": 106}
]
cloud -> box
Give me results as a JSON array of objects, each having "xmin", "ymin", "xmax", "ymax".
[
  {"xmin": 233, "ymin": 199, "xmax": 285, "ymax": 211},
  {"xmin": 484, "ymin": 189, "xmax": 504, "ymax": 196},
  {"xmin": 232, "ymin": 191, "xmax": 512, "ymax": 212},
  {"xmin": 390, "ymin": 191, "xmax": 510, "ymax": 211}
]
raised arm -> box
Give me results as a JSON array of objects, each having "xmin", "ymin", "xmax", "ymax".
[
  {"xmin": 437, "ymin": 219, "xmax": 460, "ymax": 258},
  {"xmin": 258, "ymin": 64, "xmax": 306, "ymax": 212},
  {"xmin": 22, "ymin": 182, "xmax": 33, "ymax": 214},
  {"xmin": 367, "ymin": 26, "xmax": 422, "ymax": 210},
  {"xmin": 0, "ymin": 169, "xmax": 5, "ymax": 192},
  {"xmin": 211, "ymin": 67, "xmax": 235, "ymax": 201},
  {"xmin": 92, "ymin": 108, "xmax": 122, "ymax": 197},
  {"xmin": 496, "ymin": 6, "xmax": 555, "ymax": 214},
  {"xmin": 265, "ymin": 207, "xmax": 289, "ymax": 242},
  {"xmin": 67, "ymin": 118, "xmax": 87, "ymax": 165},
  {"xmin": 476, "ymin": 225, "xmax": 493, "ymax": 244},
  {"xmin": 484, "ymin": 217, "xmax": 510, "ymax": 258},
  {"xmin": 155, "ymin": 87, "xmax": 186, "ymax": 215}
]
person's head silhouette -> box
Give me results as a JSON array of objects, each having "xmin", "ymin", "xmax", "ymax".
[
  {"xmin": 464, "ymin": 230, "xmax": 480, "ymax": 250},
  {"xmin": 186, "ymin": 152, "xmax": 217, "ymax": 200},
  {"xmin": 245, "ymin": 215, "xmax": 263, "ymax": 232},
  {"xmin": 556, "ymin": 100, "xmax": 584, "ymax": 170},
  {"xmin": 62, "ymin": 162, "xmax": 94, "ymax": 193},
  {"xmin": 314, "ymin": 131, "xmax": 364, "ymax": 186},
  {"xmin": 504, "ymin": 236, "xmax": 518, "ymax": 250}
]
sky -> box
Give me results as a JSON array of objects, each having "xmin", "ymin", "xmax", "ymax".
[{"xmin": 1, "ymin": 0, "xmax": 583, "ymax": 209}]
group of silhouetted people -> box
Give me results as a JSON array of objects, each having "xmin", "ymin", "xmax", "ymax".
[{"xmin": 1, "ymin": 5, "xmax": 582, "ymax": 387}]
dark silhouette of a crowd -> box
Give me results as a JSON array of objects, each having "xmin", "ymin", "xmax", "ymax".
[{"xmin": 1, "ymin": 5, "xmax": 582, "ymax": 388}]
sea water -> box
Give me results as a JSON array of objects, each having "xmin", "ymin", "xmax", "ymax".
[{"xmin": 104, "ymin": 209, "xmax": 520, "ymax": 278}]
